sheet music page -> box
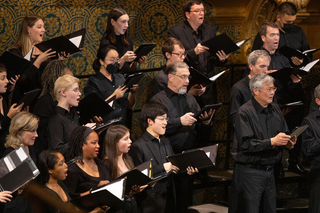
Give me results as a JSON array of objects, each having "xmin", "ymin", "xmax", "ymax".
[
  {"xmin": 209, "ymin": 70, "xmax": 226, "ymax": 81},
  {"xmin": 92, "ymin": 178, "xmax": 125, "ymax": 200},
  {"xmin": 303, "ymin": 49, "xmax": 316, "ymax": 54},
  {"xmin": 69, "ymin": 35, "xmax": 82, "ymax": 48},
  {"xmin": 236, "ymin": 39, "xmax": 246, "ymax": 47},
  {"xmin": 302, "ymin": 59, "xmax": 319, "ymax": 72},
  {"xmin": 141, "ymin": 169, "xmax": 148, "ymax": 176},
  {"xmin": 206, "ymin": 152, "xmax": 210, "ymax": 158},
  {"xmin": 24, "ymin": 49, "xmax": 32, "ymax": 61},
  {"xmin": 16, "ymin": 147, "xmax": 28, "ymax": 162}
]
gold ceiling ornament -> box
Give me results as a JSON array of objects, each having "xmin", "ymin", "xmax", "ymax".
[{"xmin": 274, "ymin": 0, "xmax": 310, "ymax": 10}]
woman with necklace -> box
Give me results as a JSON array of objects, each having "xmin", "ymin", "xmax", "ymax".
[{"xmin": 64, "ymin": 126, "xmax": 111, "ymax": 199}]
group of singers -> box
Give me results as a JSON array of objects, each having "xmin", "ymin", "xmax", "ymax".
[{"xmin": 0, "ymin": 0, "xmax": 319, "ymax": 213}]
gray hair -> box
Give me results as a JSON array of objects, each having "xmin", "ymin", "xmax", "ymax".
[
  {"xmin": 248, "ymin": 50, "xmax": 271, "ymax": 66},
  {"xmin": 165, "ymin": 61, "xmax": 189, "ymax": 75},
  {"xmin": 314, "ymin": 84, "xmax": 320, "ymax": 100},
  {"xmin": 249, "ymin": 73, "xmax": 275, "ymax": 96}
]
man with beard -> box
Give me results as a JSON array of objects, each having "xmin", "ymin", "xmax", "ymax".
[{"xmin": 151, "ymin": 61, "xmax": 213, "ymax": 212}]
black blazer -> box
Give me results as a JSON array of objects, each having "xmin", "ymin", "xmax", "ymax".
[{"xmin": 168, "ymin": 21, "xmax": 221, "ymax": 77}]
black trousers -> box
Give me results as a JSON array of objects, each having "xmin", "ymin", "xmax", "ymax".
[
  {"xmin": 229, "ymin": 164, "xmax": 276, "ymax": 213},
  {"xmin": 308, "ymin": 168, "xmax": 320, "ymax": 213}
]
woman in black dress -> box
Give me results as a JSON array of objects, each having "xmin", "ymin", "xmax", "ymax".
[{"xmin": 64, "ymin": 126, "xmax": 111, "ymax": 199}]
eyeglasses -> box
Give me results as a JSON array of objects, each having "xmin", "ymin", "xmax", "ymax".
[
  {"xmin": 171, "ymin": 52, "xmax": 187, "ymax": 58},
  {"xmin": 172, "ymin": 74, "xmax": 192, "ymax": 81},
  {"xmin": 155, "ymin": 117, "xmax": 169, "ymax": 123},
  {"xmin": 105, "ymin": 57, "xmax": 120, "ymax": 64},
  {"xmin": 189, "ymin": 9, "xmax": 206, "ymax": 14},
  {"xmin": 261, "ymin": 87, "xmax": 277, "ymax": 93}
]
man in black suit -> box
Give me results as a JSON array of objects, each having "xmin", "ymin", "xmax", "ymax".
[{"xmin": 168, "ymin": 0, "xmax": 229, "ymax": 105}]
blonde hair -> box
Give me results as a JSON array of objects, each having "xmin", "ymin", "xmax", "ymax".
[
  {"xmin": 5, "ymin": 112, "xmax": 39, "ymax": 149},
  {"xmin": 11, "ymin": 14, "xmax": 43, "ymax": 56},
  {"xmin": 54, "ymin": 75, "xmax": 79, "ymax": 101}
]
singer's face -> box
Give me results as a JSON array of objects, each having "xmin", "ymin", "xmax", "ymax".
[
  {"xmin": 249, "ymin": 56, "xmax": 270, "ymax": 76},
  {"xmin": 0, "ymin": 71, "xmax": 9, "ymax": 94},
  {"xmin": 65, "ymin": 83, "xmax": 81, "ymax": 107},
  {"xmin": 19, "ymin": 125, "xmax": 38, "ymax": 146},
  {"xmin": 82, "ymin": 131, "xmax": 100, "ymax": 159},
  {"xmin": 112, "ymin": 14, "xmax": 129, "ymax": 36},
  {"xmin": 50, "ymin": 153, "xmax": 68, "ymax": 181},
  {"xmin": 117, "ymin": 131, "xmax": 132, "ymax": 154},
  {"xmin": 28, "ymin": 19, "xmax": 45, "ymax": 44},
  {"xmin": 186, "ymin": 3, "xmax": 205, "ymax": 27},
  {"xmin": 262, "ymin": 26, "xmax": 280, "ymax": 52}
]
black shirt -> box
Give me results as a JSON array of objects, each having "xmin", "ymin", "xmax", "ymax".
[
  {"xmin": 233, "ymin": 97, "xmax": 288, "ymax": 165},
  {"xmin": 33, "ymin": 93, "xmax": 57, "ymax": 156},
  {"xmin": 229, "ymin": 76, "xmax": 251, "ymax": 125},
  {"xmin": 48, "ymin": 106, "xmax": 79, "ymax": 156},
  {"xmin": 99, "ymin": 36, "xmax": 133, "ymax": 74},
  {"xmin": 252, "ymin": 24, "xmax": 311, "ymax": 67},
  {"xmin": 151, "ymin": 87, "xmax": 200, "ymax": 153},
  {"xmin": 302, "ymin": 109, "xmax": 320, "ymax": 170},
  {"xmin": 84, "ymin": 71, "xmax": 128, "ymax": 123},
  {"xmin": 63, "ymin": 158, "xmax": 111, "ymax": 199},
  {"xmin": 146, "ymin": 131, "xmax": 168, "ymax": 166},
  {"xmin": 152, "ymin": 66, "xmax": 167, "ymax": 95}
]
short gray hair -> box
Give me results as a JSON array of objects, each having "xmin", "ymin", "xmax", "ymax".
[
  {"xmin": 314, "ymin": 84, "xmax": 320, "ymax": 100},
  {"xmin": 165, "ymin": 61, "xmax": 189, "ymax": 75},
  {"xmin": 248, "ymin": 50, "xmax": 271, "ymax": 66},
  {"xmin": 249, "ymin": 73, "xmax": 275, "ymax": 96}
]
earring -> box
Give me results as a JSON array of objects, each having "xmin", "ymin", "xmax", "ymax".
[{"xmin": 28, "ymin": 32, "xmax": 31, "ymax": 36}]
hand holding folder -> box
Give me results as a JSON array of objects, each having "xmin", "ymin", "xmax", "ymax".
[
  {"xmin": 166, "ymin": 145, "xmax": 218, "ymax": 173},
  {"xmin": 201, "ymin": 33, "xmax": 250, "ymax": 56},
  {"xmin": 35, "ymin": 28, "xmax": 86, "ymax": 59}
]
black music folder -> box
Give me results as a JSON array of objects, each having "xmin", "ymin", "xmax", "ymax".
[
  {"xmin": 201, "ymin": 33, "xmax": 250, "ymax": 56},
  {"xmin": 0, "ymin": 146, "xmax": 39, "ymax": 192},
  {"xmin": 78, "ymin": 92, "xmax": 114, "ymax": 124},
  {"xmin": 71, "ymin": 178, "xmax": 125, "ymax": 211},
  {"xmin": 17, "ymin": 88, "xmax": 41, "ymax": 108},
  {"xmin": 189, "ymin": 67, "xmax": 226, "ymax": 87},
  {"xmin": 0, "ymin": 51, "xmax": 32, "ymax": 78},
  {"xmin": 270, "ymin": 59, "xmax": 319, "ymax": 79},
  {"xmin": 167, "ymin": 144, "xmax": 218, "ymax": 173},
  {"xmin": 35, "ymin": 28, "xmax": 86, "ymax": 59},
  {"xmin": 194, "ymin": 103, "xmax": 223, "ymax": 119},
  {"xmin": 124, "ymin": 72, "xmax": 143, "ymax": 89},
  {"xmin": 289, "ymin": 125, "xmax": 309, "ymax": 138},
  {"xmin": 134, "ymin": 43, "xmax": 156, "ymax": 61},
  {"xmin": 279, "ymin": 45, "xmax": 320, "ymax": 60}
]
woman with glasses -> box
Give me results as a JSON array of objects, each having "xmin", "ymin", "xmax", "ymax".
[
  {"xmin": 84, "ymin": 46, "xmax": 137, "ymax": 125},
  {"xmin": 99, "ymin": 8, "xmax": 145, "ymax": 74},
  {"xmin": 47, "ymin": 75, "xmax": 81, "ymax": 156},
  {"xmin": 3, "ymin": 111, "xmax": 39, "ymax": 213}
]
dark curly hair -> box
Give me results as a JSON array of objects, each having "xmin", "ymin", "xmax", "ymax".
[{"xmin": 40, "ymin": 59, "xmax": 70, "ymax": 97}]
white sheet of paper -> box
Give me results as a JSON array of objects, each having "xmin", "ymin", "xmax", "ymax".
[
  {"xmin": 92, "ymin": 178, "xmax": 125, "ymax": 200},
  {"xmin": 303, "ymin": 49, "xmax": 316, "ymax": 54},
  {"xmin": 236, "ymin": 39, "xmax": 246, "ymax": 47},
  {"xmin": 24, "ymin": 49, "xmax": 32, "ymax": 61},
  {"xmin": 209, "ymin": 70, "xmax": 226, "ymax": 82},
  {"xmin": 4, "ymin": 157, "xmax": 14, "ymax": 172},
  {"xmin": 16, "ymin": 147, "xmax": 28, "ymax": 162},
  {"xmin": 206, "ymin": 152, "xmax": 210, "ymax": 158},
  {"xmin": 302, "ymin": 59, "xmax": 319, "ymax": 72},
  {"xmin": 108, "ymin": 100, "xmax": 114, "ymax": 107},
  {"xmin": 141, "ymin": 168, "xmax": 148, "ymax": 176},
  {"xmin": 285, "ymin": 101, "xmax": 302, "ymax": 106},
  {"xmin": 69, "ymin": 35, "xmax": 82, "ymax": 48}
]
